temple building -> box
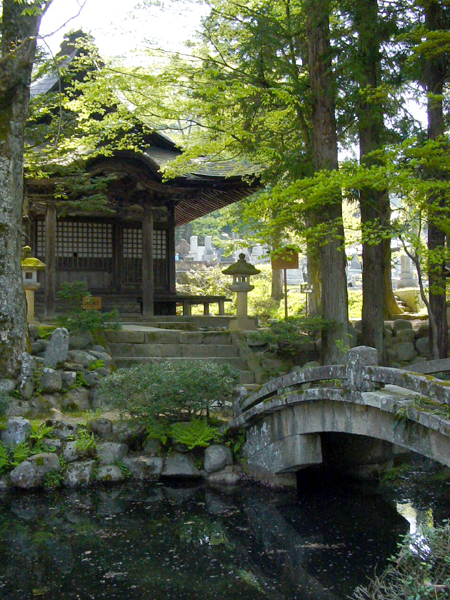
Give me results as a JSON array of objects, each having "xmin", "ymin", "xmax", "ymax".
[{"xmin": 24, "ymin": 33, "xmax": 256, "ymax": 317}]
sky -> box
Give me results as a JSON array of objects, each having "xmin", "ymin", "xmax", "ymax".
[{"xmin": 39, "ymin": 0, "xmax": 206, "ymax": 60}]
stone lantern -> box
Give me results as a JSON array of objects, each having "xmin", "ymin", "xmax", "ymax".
[
  {"xmin": 223, "ymin": 253, "xmax": 260, "ymax": 330},
  {"xmin": 21, "ymin": 246, "xmax": 46, "ymax": 323}
]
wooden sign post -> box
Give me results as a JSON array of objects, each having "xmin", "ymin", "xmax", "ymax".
[{"xmin": 271, "ymin": 249, "xmax": 299, "ymax": 321}]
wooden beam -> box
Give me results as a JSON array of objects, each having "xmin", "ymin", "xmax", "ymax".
[
  {"xmin": 142, "ymin": 204, "xmax": 154, "ymax": 316},
  {"xmin": 113, "ymin": 221, "xmax": 123, "ymax": 292},
  {"xmin": 168, "ymin": 202, "xmax": 176, "ymax": 293},
  {"xmin": 44, "ymin": 203, "xmax": 56, "ymax": 316}
]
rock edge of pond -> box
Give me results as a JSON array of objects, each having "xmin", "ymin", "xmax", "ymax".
[{"xmin": 1, "ymin": 416, "xmax": 242, "ymax": 491}]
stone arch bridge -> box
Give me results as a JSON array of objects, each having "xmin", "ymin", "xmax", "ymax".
[{"xmin": 224, "ymin": 347, "xmax": 450, "ymax": 485}]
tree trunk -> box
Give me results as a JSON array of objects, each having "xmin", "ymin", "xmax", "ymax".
[
  {"xmin": 271, "ymin": 267, "xmax": 284, "ymax": 301},
  {"xmin": 306, "ymin": 0, "xmax": 349, "ymax": 364},
  {"xmin": 383, "ymin": 234, "xmax": 403, "ymax": 319},
  {"xmin": 353, "ymin": 0, "xmax": 400, "ymax": 362},
  {"xmin": 425, "ymin": 0, "xmax": 448, "ymax": 359},
  {"xmin": 0, "ymin": 2, "xmax": 44, "ymax": 376}
]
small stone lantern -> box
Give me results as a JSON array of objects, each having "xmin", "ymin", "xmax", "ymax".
[
  {"xmin": 223, "ymin": 253, "xmax": 260, "ymax": 330},
  {"xmin": 21, "ymin": 246, "xmax": 46, "ymax": 323}
]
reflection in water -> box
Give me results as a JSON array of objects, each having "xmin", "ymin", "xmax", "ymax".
[
  {"xmin": 396, "ymin": 502, "xmax": 434, "ymax": 535},
  {"xmin": 0, "ymin": 478, "xmax": 439, "ymax": 600}
]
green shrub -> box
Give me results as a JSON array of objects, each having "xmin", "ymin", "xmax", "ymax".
[
  {"xmin": 353, "ymin": 523, "xmax": 450, "ymax": 599},
  {"xmin": 96, "ymin": 360, "xmax": 239, "ymax": 423},
  {"xmin": 56, "ymin": 281, "xmax": 121, "ymax": 334},
  {"xmin": 251, "ymin": 315, "xmax": 334, "ymax": 357}
]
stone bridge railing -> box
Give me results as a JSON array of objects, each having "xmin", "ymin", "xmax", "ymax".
[{"xmin": 234, "ymin": 346, "xmax": 450, "ymax": 422}]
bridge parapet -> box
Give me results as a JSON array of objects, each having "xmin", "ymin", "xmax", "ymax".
[{"xmin": 235, "ymin": 346, "xmax": 450, "ymax": 420}]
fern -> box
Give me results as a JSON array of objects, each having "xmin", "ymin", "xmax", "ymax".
[
  {"xmin": 75, "ymin": 428, "xmax": 97, "ymax": 453},
  {"xmin": 0, "ymin": 442, "xmax": 10, "ymax": 473},
  {"xmin": 11, "ymin": 442, "xmax": 31, "ymax": 466},
  {"xmin": 169, "ymin": 419, "xmax": 222, "ymax": 450}
]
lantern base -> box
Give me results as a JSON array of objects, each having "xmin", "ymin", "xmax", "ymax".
[{"xmin": 229, "ymin": 316, "xmax": 258, "ymax": 331}]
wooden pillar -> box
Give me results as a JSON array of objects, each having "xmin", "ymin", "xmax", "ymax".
[
  {"xmin": 168, "ymin": 202, "xmax": 176, "ymax": 293},
  {"xmin": 44, "ymin": 203, "xmax": 56, "ymax": 316},
  {"xmin": 142, "ymin": 203, "xmax": 154, "ymax": 317}
]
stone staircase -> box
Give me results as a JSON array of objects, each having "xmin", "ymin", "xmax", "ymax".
[{"xmin": 105, "ymin": 328, "xmax": 255, "ymax": 384}]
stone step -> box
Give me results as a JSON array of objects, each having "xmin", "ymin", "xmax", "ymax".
[
  {"xmin": 106, "ymin": 329, "xmax": 232, "ymax": 345},
  {"xmin": 109, "ymin": 343, "xmax": 240, "ymax": 359}
]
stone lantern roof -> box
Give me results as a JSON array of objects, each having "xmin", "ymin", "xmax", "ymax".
[
  {"xmin": 21, "ymin": 246, "xmax": 46, "ymax": 270},
  {"xmin": 222, "ymin": 253, "xmax": 261, "ymax": 276}
]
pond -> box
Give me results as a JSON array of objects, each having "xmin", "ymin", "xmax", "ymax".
[{"xmin": 0, "ymin": 461, "xmax": 449, "ymax": 600}]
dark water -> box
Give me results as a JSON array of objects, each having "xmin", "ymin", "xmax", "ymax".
[{"xmin": 0, "ymin": 469, "xmax": 449, "ymax": 600}]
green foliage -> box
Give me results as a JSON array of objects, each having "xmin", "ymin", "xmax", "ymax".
[
  {"xmin": 56, "ymin": 282, "xmax": 121, "ymax": 334},
  {"xmin": 80, "ymin": 408, "xmax": 104, "ymax": 426},
  {"xmin": 116, "ymin": 461, "xmax": 132, "ymax": 479},
  {"xmin": 353, "ymin": 523, "xmax": 450, "ymax": 599},
  {"xmin": 145, "ymin": 420, "xmax": 170, "ymax": 446},
  {"xmin": 11, "ymin": 442, "xmax": 32, "ymax": 467},
  {"xmin": 169, "ymin": 419, "xmax": 222, "ymax": 450},
  {"xmin": 0, "ymin": 443, "xmax": 10, "ymax": 475},
  {"xmin": 89, "ymin": 359, "xmax": 105, "ymax": 371},
  {"xmin": 75, "ymin": 428, "xmax": 97, "ymax": 453},
  {"xmin": 348, "ymin": 289, "xmax": 363, "ymax": 321},
  {"xmin": 96, "ymin": 360, "xmax": 239, "ymax": 422},
  {"xmin": 44, "ymin": 471, "xmax": 64, "ymax": 489},
  {"xmin": 252, "ymin": 316, "xmax": 334, "ymax": 357},
  {"xmin": 225, "ymin": 429, "xmax": 246, "ymax": 458},
  {"xmin": 30, "ymin": 421, "xmax": 54, "ymax": 453}
]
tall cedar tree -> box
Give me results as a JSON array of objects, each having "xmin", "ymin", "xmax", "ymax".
[
  {"xmin": 423, "ymin": 0, "xmax": 450, "ymax": 358},
  {"xmin": 0, "ymin": 0, "xmax": 51, "ymax": 377},
  {"xmin": 306, "ymin": 0, "xmax": 349, "ymax": 363}
]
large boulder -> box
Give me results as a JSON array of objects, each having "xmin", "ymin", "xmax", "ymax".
[
  {"xmin": 0, "ymin": 379, "xmax": 16, "ymax": 394},
  {"xmin": 9, "ymin": 453, "xmax": 60, "ymax": 489},
  {"xmin": 97, "ymin": 465, "xmax": 125, "ymax": 483},
  {"xmin": 415, "ymin": 337, "xmax": 429, "ymax": 357},
  {"xmin": 62, "ymin": 441, "xmax": 96, "ymax": 463},
  {"xmin": 87, "ymin": 418, "xmax": 113, "ymax": 439},
  {"xmin": 143, "ymin": 438, "xmax": 162, "ymax": 457},
  {"xmin": 61, "ymin": 388, "xmax": 90, "ymax": 411},
  {"xmin": 47, "ymin": 420, "xmax": 79, "ymax": 441},
  {"xmin": 66, "ymin": 350, "xmax": 97, "ymax": 369},
  {"xmin": 394, "ymin": 342, "xmax": 416, "ymax": 362},
  {"xmin": 393, "ymin": 319, "xmax": 413, "ymax": 333},
  {"xmin": 19, "ymin": 353, "xmax": 36, "ymax": 400},
  {"xmin": 40, "ymin": 368, "xmax": 62, "ymax": 393},
  {"xmin": 396, "ymin": 329, "xmax": 415, "ymax": 344},
  {"xmin": 97, "ymin": 442, "xmax": 129, "ymax": 465},
  {"xmin": 89, "ymin": 351, "xmax": 112, "ymax": 368},
  {"xmin": 1, "ymin": 417, "xmax": 31, "ymax": 446},
  {"xmin": 122, "ymin": 456, "xmax": 163, "ymax": 480},
  {"xmin": 204, "ymin": 445, "xmax": 233, "ymax": 474},
  {"xmin": 162, "ymin": 453, "xmax": 201, "ymax": 478},
  {"xmin": 112, "ymin": 421, "xmax": 146, "ymax": 450},
  {"xmin": 207, "ymin": 465, "xmax": 241, "ymax": 486},
  {"xmin": 64, "ymin": 460, "xmax": 97, "ymax": 487},
  {"xmin": 44, "ymin": 328, "xmax": 69, "ymax": 368}
]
